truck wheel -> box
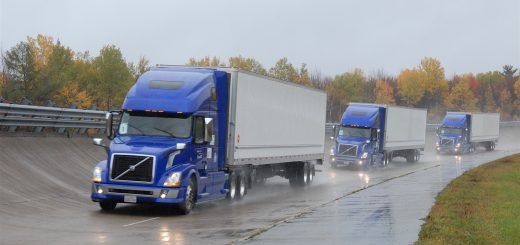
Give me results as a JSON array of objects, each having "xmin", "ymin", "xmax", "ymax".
[
  {"xmin": 227, "ymin": 172, "xmax": 238, "ymax": 200},
  {"xmin": 305, "ymin": 162, "xmax": 314, "ymax": 185},
  {"xmin": 178, "ymin": 178, "xmax": 196, "ymax": 215},
  {"xmin": 414, "ymin": 150, "xmax": 420, "ymax": 162},
  {"xmin": 383, "ymin": 153, "xmax": 390, "ymax": 166},
  {"xmin": 237, "ymin": 173, "xmax": 247, "ymax": 200},
  {"xmin": 99, "ymin": 200, "xmax": 117, "ymax": 211},
  {"xmin": 289, "ymin": 163, "xmax": 305, "ymax": 187},
  {"xmin": 491, "ymin": 142, "xmax": 495, "ymax": 151}
]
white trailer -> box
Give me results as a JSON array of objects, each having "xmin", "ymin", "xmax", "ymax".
[
  {"xmin": 225, "ymin": 70, "xmax": 327, "ymax": 186},
  {"xmin": 384, "ymin": 106, "xmax": 427, "ymax": 151},
  {"xmin": 470, "ymin": 113, "xmax": 500, "ymax": 143}
]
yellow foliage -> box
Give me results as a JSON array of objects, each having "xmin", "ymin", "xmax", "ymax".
[
  {"xmin": 397, "ymin": 69, "xmax": 425, "ymax": 106},
  {"xmin": 374, "ymin": 80, "xmax": 395, "ymax": 104},
  {"xmin": 444, "ymin": 81, "xmax": 478, "ymax": 112},
  {"xmin": 53, "ymin": 81, "xmax": 93, "ymax": 109},
  {"xmin": 187, "ymin": 56, "xmax": 225, "ymax": 67},
  {"xmin": 27, "ymin": 34, "xmax": 55, "ymax": 71}
]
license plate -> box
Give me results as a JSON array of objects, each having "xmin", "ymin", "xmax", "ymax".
[{"xmin": 124, "ymin": 195, "xmax": 137, "ymax": 203}]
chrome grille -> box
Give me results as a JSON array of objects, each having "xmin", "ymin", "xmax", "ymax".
[
  {"xmin": 338, "ymin": 144, "xmax": 358, "ymax": 157},
  {"xmin": 110, "ymin": 154, "xmax": 155, "ymax": 183},
  {"xmin": 441, "ymin": 139, "xmax": 454, "ymax": 145}
]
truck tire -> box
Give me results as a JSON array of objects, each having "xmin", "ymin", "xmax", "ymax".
[
  {"xmin": 289, "ymin": 162, "xmax": 305, "ymax": 187},
  {"xmin": 178, "ymin": 178, "xmax": 196, "ymax": 215},
  {"xmin": 99, "ymin": 200, "xmax": 117, "ymax": 211},
  {"xmin": 383, "ymin": 153, "xmax": 390, "ymax": 166},
  {"xmin": 237, "ymin": 173, "xmax": 247, "ymax": 200},
  {"xmin": 227, "ymin": 172, "xmax": 238, "ymax": 200},
  {"xmin": 307, "ymin": 163, "xmax": 315, "ymax": 185}
]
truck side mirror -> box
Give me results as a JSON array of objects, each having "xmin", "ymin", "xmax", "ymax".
[
  {"xmin": 194, "ymin": 116, "xmax": 205, "ymax": 144},
  {"xmin": 105, "ymin": 111, "xmax": 121, "ymax": 140},
  {"xmin": 204, "ymin": 118, "xmax": 214, "ymax": 144},
  {"xmin": 330, "ymin": 124, "xmax": 338, "ymax": 140},
  {"xmin": 93, "ymin": 138, "xmax": 109, "ymax": 154}
]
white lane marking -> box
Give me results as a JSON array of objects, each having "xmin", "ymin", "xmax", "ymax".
[{"xmin": 123, "ymin": 217, "xmax": 160, "ymax": 227}]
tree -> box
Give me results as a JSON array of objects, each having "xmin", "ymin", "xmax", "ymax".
[
  {"xmin": 397, "ymin": 69, "xmax": 425, "ymax": 107},
  {"xmin": 419, "ymin": 57, "xmax": 448, "ymax": 109},
  {"xmin": 27, "ymin": 34, "xmax": 55, "ymax": 71},
  {"xmin": 498, "ymin": 89, "xmax": 513, "ymax": 119},
  {"xmin": 444, "ymin": 81, "xmax": 478, "ymax": 112},
  {"xmin": 53, "ymin": 81, "xmax": 93, "ymax": 108},
  {"xmin": 326, "ymin": 69, "xmax": 365, "ymax": 120},
  {"xmin": 2, "ymin": 41, "xmax": 37, "ymax": 101},
  {"xmin": 483, "ymin": 85, "xmax": 498, "ymax": 113},
  {"xmin": 93, "ymin": 45, "xmax": 133, "ymax": 109},
  {"xmin": 32, "ymin": 43, "xmax": 75, "ymax": 103},
  {"xmin": 228, "ymin": 55, "xmax": 267, "ymax": 75},
  {"xmin": 187, "ymin": 56, "xmax": 225, "ymax": 67},
  {"xmin": 374, "ymin": 79, "xmax": 395, "ymax": 104},
  {"xmin": 129, "ymin": 56, "xmax": 151, "ymax": 80},
  {"xmin": 269, "ymin": 57, "xmax": 298, "ymax": 82}
]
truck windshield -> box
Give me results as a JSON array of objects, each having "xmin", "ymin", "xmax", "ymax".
[
  {"xmin": 118, "ymin": 111, "xmax": 192, "ymax": 138},
  {"xmin": 440, "ymin": 127, "xmax": 462, "ymax": 135},
  {"xmin": 338, "ymin": 126, "xmax": 371, "ymax": 138}
]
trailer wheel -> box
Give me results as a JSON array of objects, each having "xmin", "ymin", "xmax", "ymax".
[
  {"xmin": 305, "ymin": 162, "xmax": 314, "ymax": 185},
  {"xmin": 237, "ymin": 173, "xmax": 247, "ymax": 200},
  {"xmin": 414, "ymin": 150, "xmax": 420, "ymax": 162},
  {"xmin": 289, "ymin": 162, "xmax": 306, "ymax": 187},
  {"xmin": 178, "ymin": 177, "xmax": 196, "ymax": 215},
  {"xmin": 491, "ymin": 142, "xmax": 495, "ymax": 151},
  {"xmin": 99, "ymin": 200, "xmax": 117, "ymax": 211},
  {"xmin": 383, "ymin": 153, "xmax": 390, "ymax": 166},
  {"xmin": 227, "ymin": 172, "xmax": 238, "ymax": 200}
]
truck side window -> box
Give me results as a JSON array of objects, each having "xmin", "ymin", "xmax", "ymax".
[{"xmin": 194, "ymin": 116, "xmax": 205, "ymax": 144}]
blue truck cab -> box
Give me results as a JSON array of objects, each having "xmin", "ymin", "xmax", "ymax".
[
  {"xmin": 91, "ymin": 67, "xmax": 230, "ymax": 214},
  {"xmin": 436, "ymin": 112, "xmax": 499, "ymax": 154},
  {"xmin": 330, "ymin": 103, "xmax": 426, "ymax": 168},
  {"xmin": 330, "ymin": 104, "xmax": 384, "ymax": 168}
]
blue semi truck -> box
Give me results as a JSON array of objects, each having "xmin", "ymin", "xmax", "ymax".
[
  {"xmin": 90, "ymin": 66, "xmax": 326, "ymax": 214},
  {"xmin": 330, "ymin": 103, "xmax": 426, "ymax": 168},
  {"xmin": 436, "ymin": 112, "xmax": 499, "ymax": 154}
]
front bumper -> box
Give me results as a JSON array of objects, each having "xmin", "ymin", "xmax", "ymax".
[
  {"xmin": 436, "ymin": 146, "xmax": 461, "ymax": 154},
  {"xmin": 91, "ymin": 183, "xmax": 185, "ymax": 204},
  {"xmin": 331, "ymin": 156, "xmax": 367, "ymax": 166}
]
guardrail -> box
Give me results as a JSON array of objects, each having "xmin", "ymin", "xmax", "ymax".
[
  {"xmin": 2, "ymin": 103, "xmax": 520, "ymax": 135},
  {"xmin": 0, "ymin": 103, "xmax": 106, "ymax": 133}
]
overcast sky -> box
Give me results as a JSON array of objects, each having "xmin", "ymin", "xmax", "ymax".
[{"xmin": 1, "ymin": 0, "xmax": 519, "ymax": 77}]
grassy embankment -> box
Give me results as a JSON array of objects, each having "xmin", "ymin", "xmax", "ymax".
[{"xmin": 417, "ymin": 154, "xmax": 520, "ymax": 244}]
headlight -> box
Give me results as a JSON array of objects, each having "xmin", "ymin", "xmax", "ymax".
[
  {"xmin": 163, "ymin": 172, "xmax": 182, "ymax": 187},
  {"xmin": 361, "ymin": 152, "xmax": 368, "ymax": 159},
  {"xmin": 92, "ymin": 166, "xmax": 102, "ymax": 182},
  {"xmin": 436, "ymin": 142, "xmax": 439, "ymax": 146},
  {"xmin": 456, "ymin": 143, "xmax": 461, "ymax": 148}
]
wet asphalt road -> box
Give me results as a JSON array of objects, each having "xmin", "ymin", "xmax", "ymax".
[{"xmin": 1, "ymin": 129, "xmax": 519, "ymax": 245}]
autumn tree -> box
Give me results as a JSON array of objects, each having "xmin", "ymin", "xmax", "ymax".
[
  {"xmin": 187, "ymin": 56, "xmax": 225, "ymax": 67},
  {"xmin": 93, "ymin": 45, "xmax": 133, "ymax": 109},
  {"xmin": 129, "ymin": 56, "xmax": 151, "ymax": 80},
  {"xmin": 268, "ymin": 57, "xmax": 311, "ymax": 86},
  {"xmin": 32, "ymin": 43, "xmax": 75, "ymax": 103},
  {"xmin": 419, "ymin": 57, "xmax": 448, "ymax": 109},
  {"xmin": 444, "ymin": 81, "xmax": 478, "ymax": 112},
  {"xmin": 397, "ymin": 69, "xmax": 425, "ymax": 107},
  {"xmin": 53, "ymin": 81, "xmax": 93, "ymax": 108},
  {"xmin": 27, "ymin": 34, "xmax": 55, "ymax": 71},
  {"xmin": 326, "ymin": 69, "xmax": 365, "ymax": 120},
  {"xmin": 2, "ymin": 41, "xmax": 37, "ymax": 101},
  {"xmin": 374, "ymin": 80, "xmax": 395, "ymax": 104},
  {"xmin": 228, "ymin": 55, "xmax": 267, "ymax": 75}
]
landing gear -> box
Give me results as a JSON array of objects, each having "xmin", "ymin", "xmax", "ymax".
[{"xmin": 382, "ymin": 152, "xmax": 391, "ymax": 166}]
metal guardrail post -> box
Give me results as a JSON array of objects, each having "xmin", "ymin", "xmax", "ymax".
[{"xmin": 34, "ymin": 100, "xmax": 55, "ymax": 133}]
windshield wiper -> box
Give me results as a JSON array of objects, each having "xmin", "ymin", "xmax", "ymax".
[
  {"xmin": 152, "ymin": 127, "xmax": 178, "ymax": 137},
  {"xmin": 126, "ymin": 124, "xmax": 145, "ymax": 136}
]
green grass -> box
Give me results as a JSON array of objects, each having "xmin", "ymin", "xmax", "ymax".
[{"xmin": 417, "ymin": 154, "xmax": 520, "ymax": 245}]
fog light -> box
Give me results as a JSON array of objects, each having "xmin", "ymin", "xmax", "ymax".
[
  {"xmin": 160, "ymin": 190, "xmax": 168, "ymax": 199},
  {"xmin": 97, "ymin": 187, "xmax": 103, "ymax": 194},
  {"xmin": 331, "ymin": 157, "xmax": 335, "ymax": 162},
  {"xmin": 358, "ymin": 161, "xmax": 363, "ymax": 165}
]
